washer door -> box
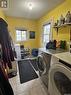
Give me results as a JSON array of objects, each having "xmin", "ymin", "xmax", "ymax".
[
  {"xmin": 48, "ymin": 63, "xmax": 71, "ymax": 95},
  {"xmin": 37, "ymin": 54, "xmax": 46, "ymax": 76}
]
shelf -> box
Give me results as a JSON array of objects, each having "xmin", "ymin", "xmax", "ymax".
[
  {"xmin": 53, "ymin": 23, "xmax": 71, "ymax": 34},
  {"xmin": 53, "ymin": 23, "xmax": 71, "ymax": 28}
]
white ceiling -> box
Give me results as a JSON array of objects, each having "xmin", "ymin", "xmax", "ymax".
[{"xmin": 4, "ymin": 0, "xmax": 65, "ymax": 19}]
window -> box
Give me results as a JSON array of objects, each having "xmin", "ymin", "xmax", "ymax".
[
  {"xmin": 16, "ymin": 29, "xmax": 27, "ymax": 41},
  {"xmin": 43, "ymin": 23, "xmax": 51, "ymax": 47}
]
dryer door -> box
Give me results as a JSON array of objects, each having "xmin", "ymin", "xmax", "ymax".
[{"xmin": 48, "ymin": 63, "xmax": 71, "ymax": 95}]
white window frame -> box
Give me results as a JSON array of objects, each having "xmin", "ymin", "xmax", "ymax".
[
  {"xmin": 16, "ymin": 29, "xmax": 27, "ymax": 42},
  {"xmin": 42, "ymin": 22, "xmax": 52, "ymax": 47}
]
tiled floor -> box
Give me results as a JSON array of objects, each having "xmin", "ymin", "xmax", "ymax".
[{"xmin": 9, "ymin": 63, "xmax": 48, "ymax": 95}]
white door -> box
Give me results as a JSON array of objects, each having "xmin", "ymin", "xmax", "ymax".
[{"xmin": 14, "ymin": 44, "xmax": 21, "ymax": 60}]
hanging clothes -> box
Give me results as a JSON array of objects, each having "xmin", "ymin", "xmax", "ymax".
[
  {"xmin": 0, "ymin": 61, "xmax": 14, "ymax": 95},
  {"xmin": 0, "ymin": 18, "xmax": 14, "ymax": 69}
]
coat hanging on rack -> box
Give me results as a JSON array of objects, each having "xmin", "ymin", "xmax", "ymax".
[
  {"xmin": 0, "ymin": 18, "xmax": 14, "ymax": 69},
  {"xmin": 0, "ymin": 61, "xmax": 14, "ymax": 95}
]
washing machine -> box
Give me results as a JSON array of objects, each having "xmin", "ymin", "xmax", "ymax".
[
  {"xmin": 37, "ymin": 48, "xmax": 67, "ymax": 89},
  {"xmin": 37, "ymin": 52, "xmax": 51, "ymax": 88},
  {"xmin": 48, "ymin": 61, "xmax": 71, "ymax": 95}
]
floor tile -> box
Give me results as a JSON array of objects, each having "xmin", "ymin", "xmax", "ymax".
[
  {"xmin": 9, "ymin": 63, "xmax": 48, "ymax": 95},
  {"xmin": 17, "ymin": 91, "xmax": 30, "ymax": 95}
]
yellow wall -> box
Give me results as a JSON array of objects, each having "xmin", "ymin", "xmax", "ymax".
[
  {"xmin": 0, "ymin": 9, "xmax": 5, "ymax": 20},
  {"xmin": 6, "ymin": 16, "xmax": 39, "ymax": 49},
  {"xmin": 37, "ymin": 0, "xmax": 71, "ymax": 48},
  {"xmin": 6, "ymin": 0, "xmax": 71, "ymax": 49}
]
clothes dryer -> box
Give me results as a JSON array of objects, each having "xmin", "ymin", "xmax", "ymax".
[{"xmin": 48, "ymin": 63, "xmax": 71, "ymax": 95}]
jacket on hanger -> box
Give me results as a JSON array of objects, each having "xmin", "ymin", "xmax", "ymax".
[
  {"xmin": 0, "ymin": 61, "xmax": 14, "ymax": 95},
  {"xmin": 0, "ymin": 18, "xmax": 14, "ymax": 69}
]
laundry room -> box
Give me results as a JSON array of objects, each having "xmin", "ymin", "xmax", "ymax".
[{"xmin": 0, "ymin": 0, "xmax": 71, "ymax": 95}]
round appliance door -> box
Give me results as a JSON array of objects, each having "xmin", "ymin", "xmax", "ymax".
[
  {"xmin": 37, "ymin": 54, "xmax": 46, "ymax": 76},
  {"xmin": 48, "ymin": 63, "xmax": 71, "ymax": 95}
]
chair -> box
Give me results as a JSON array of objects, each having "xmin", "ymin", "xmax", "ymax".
[{"xmin": 31, "ymin": 48, "xmax": 38, "ymax": 57}]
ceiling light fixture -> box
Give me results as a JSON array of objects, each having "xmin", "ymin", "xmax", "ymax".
[{"xmin": 28, "ymin": 3, "xmax": 33, "ymax": 10}]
